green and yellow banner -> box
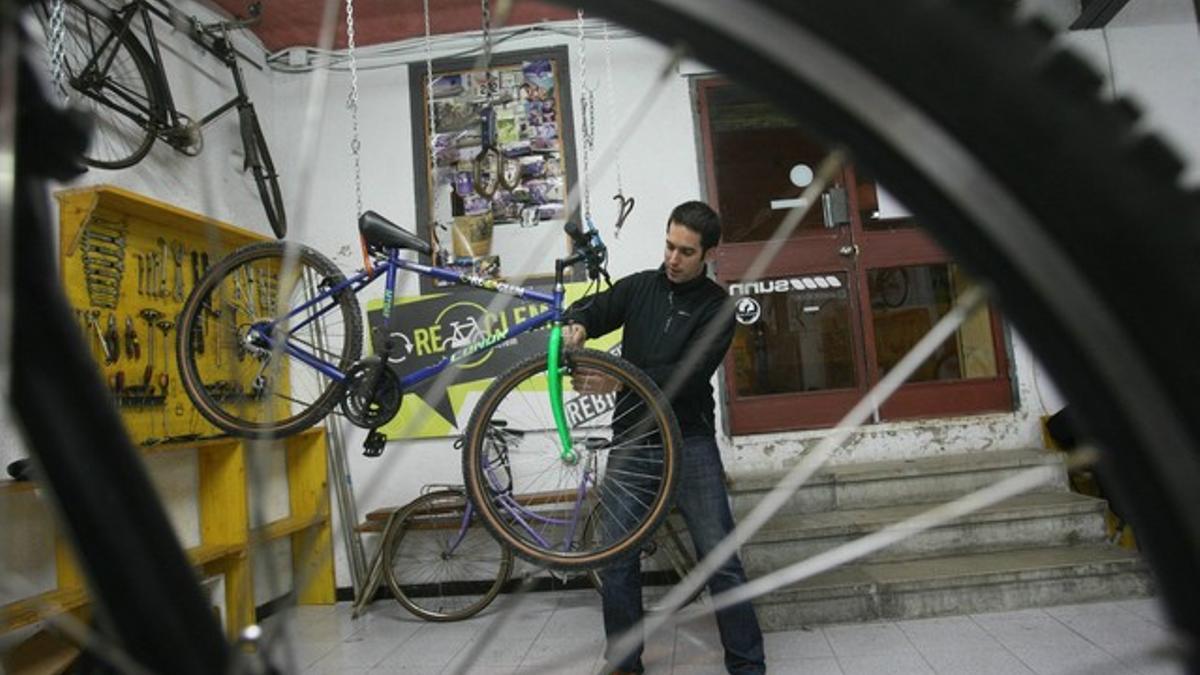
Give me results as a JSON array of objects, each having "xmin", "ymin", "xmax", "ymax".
[{"xmin": 366, "ymin": 282, "xmax": 620, "ymax": 439}]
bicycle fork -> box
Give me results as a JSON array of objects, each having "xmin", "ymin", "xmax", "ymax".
[{"xmin": 547, "ymin": 323, "xmax": 576, "ymax": 463}]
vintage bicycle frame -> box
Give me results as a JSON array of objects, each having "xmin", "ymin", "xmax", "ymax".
[{"xmin": 82, "ymin": 0, "xmax": 259, "ymax": 142}]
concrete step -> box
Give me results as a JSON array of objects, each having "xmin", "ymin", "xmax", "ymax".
[
  {"xmin": 741, "ymin": 492, "xmax": 1109, "ymax": 572},
  {"xmin": 729, "ymin": 448, "xmax": 1069, "ymax": 519},
  {"xmin": 750, "ymin": 544, "xmax": 1152, "ymax": 630}
]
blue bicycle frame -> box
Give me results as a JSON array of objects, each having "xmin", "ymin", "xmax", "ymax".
[{"xmin": 250, "ymin": 245, "xmax": 582, "ymax": 459}]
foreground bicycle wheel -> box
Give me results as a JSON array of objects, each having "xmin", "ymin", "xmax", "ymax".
[
  {"xmin": 177, "ymin": 241, "xmax": 362, "ymax": 437},
  {"xmin": 383, "ymin": 489, "xmax": 514, "ymax": 622},
  {"xmin": 569, "ymin": 0, "xmax": 1200, "ymax": 657},
  {"xmin": 33, "ymin": 0, "xmax": 160, "ymax": 168},
  {"xmin": 462, "ymin": 348, "xmax": 682, "ymax": 570},
  {"xmin": 10, "ymin": 0, "xmax": 1200, "ymax": 671}
]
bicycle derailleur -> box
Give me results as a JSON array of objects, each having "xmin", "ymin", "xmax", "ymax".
[{"xmin": 339, "ymin": 357, "xmax": 402, "ymax": 457}]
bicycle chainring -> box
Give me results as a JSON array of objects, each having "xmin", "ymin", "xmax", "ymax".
[
  {"xmin": 164, "ymin": 113, "xmax": 204, "ymax": 156},
  {"xmin": 340, "ymin": 359, "xmax": 402, "ymax": 429}
]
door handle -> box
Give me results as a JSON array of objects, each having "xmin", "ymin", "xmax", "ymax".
[{"xmin": 838, "ymin": 244, "xmax": 860, "ymax": 257}]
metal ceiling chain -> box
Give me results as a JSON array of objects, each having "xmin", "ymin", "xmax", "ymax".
[
  {"xmin": 424, "ymin": 0, "xmax": 447, "ymax": 250},
  {"xmin": 576, "ymin": 9, "xmax": 593, "ymax": 225},
  {"xmin": 480, "ymin": 0, "xmax": 492, "ymax": 70},
  {"xmin": 602, "ymin": 20, "xmax": 624, "ymax": 201},
  {"xmin": 345, "ymin": 0, "xmax": 363, "ymax": 220},
  {"xmin": 47, "ymin": 0, "xmax": 67, "ymax": 102}
]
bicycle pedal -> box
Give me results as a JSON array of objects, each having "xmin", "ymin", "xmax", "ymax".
[{"xmin": 362, "ymin": 430, "xmax": 387, "ymax": 457}]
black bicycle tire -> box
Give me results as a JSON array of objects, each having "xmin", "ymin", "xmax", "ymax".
[
  {"xmin": 462, "ymin": 348, "xmax": 682, "ymax": 570},
  {"xmin": 382, "ymin": 490, "xmax": 514, "ymax": 622},
  {"xmin": 36, "ymin": 0, "xmax": 160, "ymax": 169},
  {"xmin": 176, "ymin": 241, "xmax": 363, "ymax": 438},
  {"xmin": 569, "ymin": 0, "xmax": 1200, "ymax": 653},
  {"xmin": 239, "ymin": 104, "xmax": 287, "ymax": 239}
]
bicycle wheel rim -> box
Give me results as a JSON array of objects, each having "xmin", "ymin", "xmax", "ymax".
[
  {"xmin": 384, "ymin": 490, "xmax": 514, "ymax": 622},
  {"xmin": 572, "ymin": 0, "xmax": 1200, "ymax": 642},
  {"xmin": 177, "ymin": 242, "xmax": 362, "ymax": 437},
  {"xmin": 463, "ymin": 349, "xmax": 682, "ymax": 570},
  {"xmin": 38, "ymin": 0, "xmax": 159, "ymax": 169}
]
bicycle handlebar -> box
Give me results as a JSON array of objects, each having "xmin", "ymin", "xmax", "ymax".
[
  {"xmin": 562, "ymin": 221, "xmax": 609, "ymax": 282},
  {"xmin": 194, "ymin": 2, "xmax": 262, "ymax": 36}
]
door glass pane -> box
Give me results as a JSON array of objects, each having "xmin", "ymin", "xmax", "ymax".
[
  {"xmin": 707, "ymin": 84, "xmax": 832, "ymax": 242},
  {"xmin": 729, "ymin": 273, "xmax": 857, "ymax": 395},
  {"xmin": 869, "ymin": 264, "xmax": 998, "ymax": 382}
]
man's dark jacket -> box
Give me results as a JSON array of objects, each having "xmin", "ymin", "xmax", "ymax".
[{"xmin": 565, "ymin": 266, "xmax": 734, "ymax": 438}]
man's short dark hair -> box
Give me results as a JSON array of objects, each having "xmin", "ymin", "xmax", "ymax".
[{"xmin": 667, "ymin": 201, "xmax": 721, "ymax": 251}]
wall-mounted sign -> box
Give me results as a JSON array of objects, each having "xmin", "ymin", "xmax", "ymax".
[
  {"xmin": 410, "ymin": 46, "xmax": 578, "ymax": 291},
  {"xmin": 367, "ymin": 281, "xmax": 620, "ymax": 439}
]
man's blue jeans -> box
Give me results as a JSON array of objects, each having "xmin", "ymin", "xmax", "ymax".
[{"xmin": 599, "ymin": 435, "xmax": 766, "ymax": 674}]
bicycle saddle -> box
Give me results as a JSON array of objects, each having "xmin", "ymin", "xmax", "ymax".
[{"xmin": 358, "ymin": 210, "xmax": 432, "ymax": 256}]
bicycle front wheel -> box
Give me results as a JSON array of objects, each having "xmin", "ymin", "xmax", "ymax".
[
  {"xmin": 383, "ymin": 490, "xmax": 514, "ymax": 622},
  {"xmin": 462, "ymin": 348, "xmax": 682, "ymax": 570},
  {"xmin": 239, "ymin": 104, "xmax": 287, "ymax": 239},
  {"xmin": 34, "ymin": 0, "xmax": 160, "ymax": 168},
  {"xmin": 177, "ymin": 242, "xmax": 362, "ymax": 438}
]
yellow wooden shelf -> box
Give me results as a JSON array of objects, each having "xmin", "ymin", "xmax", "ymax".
[
  {"xmin": 0, "ymin": 479, "xmax": 38, "ymax": 496},
  {"xmin": 187, "ymin": 542, "xmax": 246, "ymax": 567},
  {"xmin": 3, "ymin": 186, "xmax": 336, "ymax": 642},
  {"xmin": 256, "ymin": 513, "xmax": 328, "ymax": 543},
  {"xmin": 1, "ymin": 587, "xmax": 90, "ymax": 633},
  {"xmin": 57, "ymin": 184, "xmax": 262, "ymax": 258},
  {"xmin": 141, "ymin": 435, "xmax": 240, "ymax": 455}
]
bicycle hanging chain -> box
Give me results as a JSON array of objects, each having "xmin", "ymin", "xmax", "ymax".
[
  {"xmin": 424, "ymin": 0, "xmax": 448, "ymax": 256},
  {"xmin": 602, "ymin": 20, "xmax": 623, "ymax": 199},
  {"xmin": 345, "ymin": 0, "xmax": 364, "ymax": 220},
  {"xmin": 47, "ymin": 0, "xmax": 68, "ymax": 103},
  {"xmin": 602, "ymin": 19, "xmax": 634, "ymax": 238},
  {"xmin": 480, "ymin": 0, "xmax": 493, "ymax": 76},
  {"xmin": 576, "ymin": 10, "xmax": 594, "ymax": 226}
]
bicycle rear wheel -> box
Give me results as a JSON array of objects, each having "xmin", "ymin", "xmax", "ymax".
[
  {"xmin": 177, "ymin": 241, "xmax": 362, "ymax": 438},
  {"xmin": 34, "ymin": 0, "xmax": 159, "ymax": 168},
  {"xmin": 383, "ymin": 490, "xmax": 514, "ymax": 622},
  {"xmin": 462, "ymin": 348, "xmax": 682, "ymax": 570},
  {"xmin": 238, "ymin": 104, "xmax": 287, "ymax": 239}
]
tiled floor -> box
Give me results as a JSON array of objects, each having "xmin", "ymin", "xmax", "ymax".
[{"xmin": 264, "ymin": 590, "xmax": 1186, "ymax": 674}]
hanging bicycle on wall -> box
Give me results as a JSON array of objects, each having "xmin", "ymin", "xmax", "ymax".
[{"xmin": 34, "ymin": 0, "xmax": 287, "ymax": 238}]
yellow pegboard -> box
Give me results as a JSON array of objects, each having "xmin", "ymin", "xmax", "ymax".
[{"xmin": 56, "ymin": 184, "xmax": 270, "ymax": 445}]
